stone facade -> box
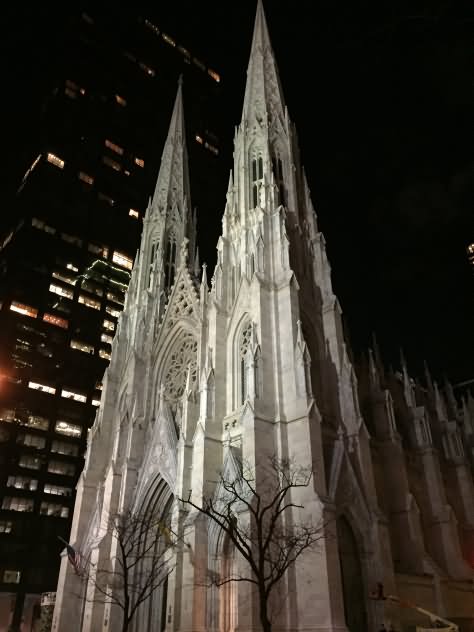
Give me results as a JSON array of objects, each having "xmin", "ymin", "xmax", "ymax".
[{"xmin": 52, "ymin": 3, "xmax": 474, "ymax": 631}]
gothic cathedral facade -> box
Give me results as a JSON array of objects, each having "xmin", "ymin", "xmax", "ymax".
[{"xmin": 53, "ymin": 3, "xmax": 474, "ymax": 631}]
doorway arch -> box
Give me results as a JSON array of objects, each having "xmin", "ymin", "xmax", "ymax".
[{"xmin": 337, "ymin": 516, "xmax": 368, "ymax": 632}]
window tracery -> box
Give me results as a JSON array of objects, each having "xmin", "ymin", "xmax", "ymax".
[{"xmin": 163, "ymin": 333, "xmax": 198, "ymax": 404}]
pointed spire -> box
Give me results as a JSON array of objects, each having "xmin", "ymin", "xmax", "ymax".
[
  {"xmin": 368, "ymin": 348, "xmax": 381, "ymax": 391},
  {"xmin": 241, "ymin": 0, "xmax": 286, "ymax": 127},
  {"xmin": 151, "ymin": 77, "xmax": 192, "ymax": 223},
  {"xmin": 193, "ymin": 246, "xmax": 200, "ymax": 278}
]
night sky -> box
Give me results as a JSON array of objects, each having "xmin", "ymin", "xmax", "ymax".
[{"xmin": 2, "ymin": 2, "xmax": 474, "ymax": 384}]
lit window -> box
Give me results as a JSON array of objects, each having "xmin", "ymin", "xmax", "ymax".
[
  {"xmin": 44, "ymin": 483, "xmax": 72, "ymax": 496},
  {"xmin": 49, "ymin": 283, "xmax": 73, "ymax": 299},
  {"xmin": 55, "ymin": 420, "xmax": 82, "ymax": 438},
  {"xmin": 2, "ymin": 570, "xmax": 21, "ymax": 584},
  {"xmin": 468, "ymin": 243, "xmax": 474, "ymax": 254},
  {"xmin": 106, "ymin": 306, "xmax": 120, "ymax": 318},
  {"xmin": 61, "ymin": 389, "xmax": 87, "ymax": 403},
  {"xmin": 208, "ymin": 69, "xmax": 220, "ymax": 82},
  {"xmin": 92, "ymin": 398, "xmax": 101, "ymax": 407},
  {"xmin": 195, "ymin": 135, "xmax": 203, "ymax": 144},
  {"xmin": 105, "ymin": 139, "xmax": 124, "ymax": 155},
  {"xmin": 87, "ymin": 243, "xmax": 108, "ymax": 257},
  {"xmin": 0, "ymin": 409, "xmax": 17, "ymax": 422},
  {"xmin": 39, "ymin": 502, "xmax": 69, "ymax": 518},
  {"xmin": 51, "ymin": 440, "xmax": 79, "ymax": 456},
  {"xmin": 106, "ymin": 291, "xmax": 124, "ymax": 304},
  {"xmin": 18, "ymin": 455, "xmax": 41, "ymax": 470},
  {"xmin": 43, "ymin": 313, "xmax": 68, "ymax": 329},
  {"xmin": 61, "ymin": 233, "xmax": 82, "ymax": 247},
  {"xmin": 134, "ymin": 157, "xmax": 145, "ymax": 168},
  {"xmin": 103, "ymin": 319, "xmax": 115, "ymax": 331},
  {"xmin": 78, "ymin": 294, "xmax": 101, "ymax": 310},
  {"xmin": 124, "ymin": 169, "xmax": 131, "ymax": 176},
  {"xmin": 95, "ymin": 381, "xmax": 103, "ymax": 390},
  {"xmin": 139, "ymin": 62, "xmax": 155, "ymax": 76},
  {"xmin": 2, "ymin": 497, "xmax": 34, "ymax": 512},
  {"xmin": 48, "ymin": 460, "xmax": 75, "ymax": 476},
  {"xmin": 78, "ymin": 171, "xmax": 94, "ymax": 185},
  {"xmin": 10, "ymin": 302, "xmax": 38, "ymax": 318},
  {"xmin": 26, "ymin": 415, "xmax": 49, "ymax": 431},
  {"xmin": 47, "ymin": 153, "xmax": 65, "ymax": 169},
  {"xmin": 99, "ymin": 349, "xmax": 111, "ymax": 361},
  {"xmin": 129, "ymin": 208, "xmax": 139, "ymax": 219},
  {"xmin": 70, "ymin": 339, "xmax": 94, "ymax": 354},
  {"xmin": 112, "ymin": 251, "xmax": 133, "ymax": 270},
  {"xmin": 103, "ymin": 156, "xmax": 121, "ymax": 171},
  {"xmin": 162, "ymin": 33, "xmax": 176, "ymax": 46},
  {"xmin": 0, "ymin": 521, "xmax": 13, "ymax": 533},
  {"xmin": 178, "ymin": 45, "xmax": 191, "ymax": 59},
  {"xmin": 52, "ymin": 271, "xmax": 76, "ymax": 286},
  {"xmin": 28, "ymin": 381, "xmax": 56, "ymax": 395},
  {"xmin": 98, "ymin": 192, "xmax": 115, "ymax": 206},
  {"xmin": 101, "ymin": 333, "xmax": 113, "ymax": 345},
  {"xmin": 7, "ymin": 476, "xmax": 38, "ymax": 491},
  {"xmin": 67, "ymin": 263, "xmax": 79, "ymax": 272},
  {"xmin": 115, "ymin": 94, "xmax": 127, "ymax": 106},
  {"xmin": 17, "ymin": 433, "xmax": 46, "ymax": 449}
]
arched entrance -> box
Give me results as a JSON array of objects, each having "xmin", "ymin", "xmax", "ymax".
[{"xmin": 337, "ymin": 516, "xmax": 368, "ymax": 632}]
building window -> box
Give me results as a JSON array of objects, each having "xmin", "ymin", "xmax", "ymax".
[
  {"xmin": 9, "ymin": 301, "xmax": 38, "ymax": 318},
  {"xmin": 7, "ymin": 475, "xmax": 38, "ymax": 491},
  {"xmin": 18, "ymin": 455, "xmax": 41, "ymax": 470},
  {"xmin": 78, "ymin": 171, "xmax": 94, "ymax": 185},
  {"xmin": 105, "ymin": 305, "xmax": 120, "ymax": 318},
  {"xmin": 25, "ymin": 415, "xmax": 49, "ymax": 431},
  {"xmin": 55, "ymin": 420, "xmax": 82, "ymax": 438},
  {"xmin": 102, "ymin": 156, "xmax": 122, "ymax": 171},
  {"xmin": 0, "ymin": 521, "xmax": 13, "ymax": 534},
  {"xmin": 43, "ymin": 313, "xmax": 68, "ymax": 329},
  {"xmin": 2, "ymin": 497, "xmax": 34, "ymax": 512},
  {"xmin": 47, "ymin": 153, "xmax": 64, "ymax": 169},
  {"xmin": 92, "ymin": 398, "xmax": 101, "ymax": 407},
  {"xmin": 101, "ymin": 333, "xmax": 113, "ymax": 345},
  {"xmin": 52, "ymin": 271, "xmax": 76, "ymax": 286},
  {"xmin": 66, "ymin": 263, "xmax": 79, "ymax": 272},
  {"xmin": 129, "ymin": 208, "xmax": 139, "ymax": 219},
  {"xmin": 51, "ymin": 440, "xmax": 79, "ymax": 457},
  {"xmin": 99, "ymin": 349, "xmax": 111, "ymax": 361},
  {"xmin": 112, "ymin": 250, "xmax": 133, "ymax": 270},
  {"xmin": 39, "ymin": 502, "xmax": 69, "ymax": 518},
  {"xmin": 81, "ymin": 280, "xmax": 103, "ymax": 297},
  {"xmin": 208, "ymin": 69, "xmax": 220, "ymax": 82},
  {"xmin": 28, "ymin": 381, "xmax": 56, "ymax": 395},
  {"xmin": 88, "ymin": 243, "xmax": 108, "ymax": 258},
  {"xmin": 70, "ymin": 339, "xmax": 94, "ymax": 354},
  {"xmin": 78, "ymin": 294, "xmax": 101, "ymax": 310},
  {"xmin": 48, "ymin": 460, "xmax": 75, "ymax": 476},
  {"xmin": 2, "ymin": 571, "xmax": 21, "ymax": 584},
  {"xmin": 251, "ymin": 156, "xmax": 264, "ymax": 208},
  {"xmin": 60, "ymin": 389, "xmax": 87, "ymax": 404},
  {"xmin": 105, "ymin": 139, "xmax": 124, "ymax": 155},
  {"xmin": 32, "ymin": 217, "xmax": 56, "ymax": 234},
  {"xmin": 61, "ymin": 233, "xmax": 83, "ymax": 247},
  {"xmin": 239, "ymin": 323, "xmax": 252, "ymax": 405},
  {"xmin": 65, "ymin": 79, "xmax": 85, "ymax": 98},
  {"xmin": 164, "ymin": 238, "xmax": 177, "ymax": 290},
  {"xmin": 44, "ymin": 483, "xmax": 72, "ymax": 497},
  {"xmin": 106, "ymin": 291, "xmax": 124, "ymax": 305},
  {"xmin": 49, "ymin": 283, "xmax": 73, "ymax": 299},
  {"xmin": 17, "ymin": 433, "xmax": 46, "ymax": 449},
  {"xmin": 134, "ymin": 157, "xmax": 145, "ymax": 168},
  {"xmin": 115, "ymin": 94, "xmax": 127, "ymax": 106},
  {"xmin": 103, "ymin": 319, "xmax": 115, "ymax": 331}
]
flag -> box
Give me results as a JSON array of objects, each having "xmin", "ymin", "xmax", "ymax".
[{"xmin": 58, "ymin": 537, "xmax": 82, "ymax": 575}]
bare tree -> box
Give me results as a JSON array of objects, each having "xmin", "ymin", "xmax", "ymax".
[
  {"xmin": 82, "ymin": 508, "xmax": 175, "ymax": 632},
  {"xmin": 180, "ymin": 455, "xmax": 326, "ymax": 632}
]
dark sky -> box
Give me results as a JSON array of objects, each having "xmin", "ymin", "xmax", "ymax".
[{"xmin": 2, "ymin": 2, "xmax": 474, "ymax": 384}]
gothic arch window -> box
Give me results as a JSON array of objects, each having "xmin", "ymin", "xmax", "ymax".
[
  {"xmin": 164, "ymin": 236, "xmax": 177, "ymax": 291},
  {"xmin": 148, "ymin": 238, "xmax": 160, "ymax": 289},
  {"xmin": 219, "ymin": 534, "xmax": 237, "ymax": 632},
  {"xmin": 272, "ymin": 153, "xmax": 286, "ymax": 206},
  {"xmin": 239, "ymin": 322, "xmax": 252, "ymax": 406},
  {"xmin": 251, "ymin": 154, "xmax": 263, "ymax": 208},
  {"xmin": 163, "ymin": 332, "xmax": 198, "ymax": 411}
]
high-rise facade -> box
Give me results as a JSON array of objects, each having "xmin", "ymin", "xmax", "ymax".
[
  {"xmin": 53, "ymin": 3, "xmax": 474, "ymax": 632},
  {"xmin": 0, "ymin": 10, "xmax": 225, "ymax": 631}
]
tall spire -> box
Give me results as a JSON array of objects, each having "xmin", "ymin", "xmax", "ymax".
[
  {"xmin": 150, "ymin": 75, "xmax": 192, "ymax": 224},
  {"xmin": 241, "ymin": 0, "xmax": 286, "ymax": 127}
]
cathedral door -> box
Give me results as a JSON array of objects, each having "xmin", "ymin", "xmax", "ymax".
[{"xmin": 337, "ymin": 516, "xmax": 368, "ymax": 632}]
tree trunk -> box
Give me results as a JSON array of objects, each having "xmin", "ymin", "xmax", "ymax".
[{"xmin": 259, "ymin": 589, "xmax": 272, "ymax": 632}]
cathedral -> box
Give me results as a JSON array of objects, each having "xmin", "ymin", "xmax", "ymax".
[{"xmin": 52, "ymin": 3, "xmax": 474, "ymax": 631}]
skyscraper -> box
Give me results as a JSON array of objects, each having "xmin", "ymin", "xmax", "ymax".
[
  {"xmin": 0, "ymin": 10, "xmax": 225, "ymax": 630},
  {"xmin": 53, "ymin": 3, "xmax": 474, "ymax": 632}
]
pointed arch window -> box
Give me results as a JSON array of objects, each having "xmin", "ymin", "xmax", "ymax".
[
  {"xmin": 251, "ymin": 155, "xmax": 263, "ymax": 208},
  {"xmin": 148, "ymin": 239, "xmax": 159, "ymax": 289},
  {"xmin": 164, "ymin": 237, "xmax": 177, "ymax": 290},
  {"xmin": 272, "ymin": 154, "xmax": 286, "ymax": 206},
  {"xmin": 239, "ymin": 323, "xmax": 252, "ymax": 405}
]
